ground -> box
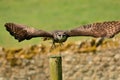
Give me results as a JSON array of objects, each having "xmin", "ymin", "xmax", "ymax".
[{"xmin": 0, "ymin": 38, "xmax": 120, "ymax": 80}]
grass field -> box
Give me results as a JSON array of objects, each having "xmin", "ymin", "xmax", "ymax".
[{"xmin": 0, "ymin": 0, "xmax": 120, "ymax": 48}]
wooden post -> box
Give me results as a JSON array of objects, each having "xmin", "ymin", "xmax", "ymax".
[{"xmin": 49, "ymin": 55, "xmax": 62, "ymax": 80}]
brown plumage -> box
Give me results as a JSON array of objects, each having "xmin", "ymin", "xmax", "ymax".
[
  {"xmin": 67, "ymin": 21, "xmax": 120, "ymax": 38},
  {"xmin": 4, "ymin": 21, "xmax": 120, "ymax": 46},
  {"xmin": 5, "ymin": 23, "xmax": 53, "ymax": 42}
]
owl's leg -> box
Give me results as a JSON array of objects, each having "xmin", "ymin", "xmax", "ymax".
[{"xmin": 51, "ymin": 41, "xmax": 56, "ymax": 49}]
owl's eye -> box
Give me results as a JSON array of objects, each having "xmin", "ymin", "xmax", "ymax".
[
  {"xmin": 58, "ymin": 34, "xmax": 61, "ymax": 36},
  {"xmin": 62, "ymin": 34, "xmax": 66, "ymax": 37}
]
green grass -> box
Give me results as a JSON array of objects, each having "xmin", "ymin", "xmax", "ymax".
[{"xmin": 0, "ymin": 0, "xmax": 120, "ymax": 48}]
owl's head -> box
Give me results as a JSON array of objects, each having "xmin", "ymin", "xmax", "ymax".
[{"xmin": 53, "ymin": 31, "xmax": 68, "ymax": 43}]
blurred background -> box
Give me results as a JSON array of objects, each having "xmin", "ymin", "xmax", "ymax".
[
  {"xmin": 0, "ymin": 0, "xmax": 120, "ymax": 48},
  {"xmin": 0, "ymin": 0, "xmax": 120, "ymax": 80}
]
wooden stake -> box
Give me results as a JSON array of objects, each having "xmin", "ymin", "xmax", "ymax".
[{"xmin": 49, "ymin": 55, "xmax": 62, "ymax": 80}]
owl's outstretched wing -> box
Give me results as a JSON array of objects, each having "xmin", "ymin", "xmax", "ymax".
[
  {"xmin": 4, "ymin": 23, "xmax": 53, "ymax": 42},
  {"xmin": 66, "ymin": 21, "xmax": 120, "ymax": 38}
]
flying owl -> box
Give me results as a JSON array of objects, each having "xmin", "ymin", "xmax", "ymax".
[{"xmin": 4, "ymin": 21, "xmax": 120, "ymax": 47}]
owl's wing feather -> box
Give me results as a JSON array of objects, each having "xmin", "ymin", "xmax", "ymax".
[
  {"xmin": 4, "ymin": 23, "xmax": 53, "ymax": 42},
  {"xmin": 66, "ymin": 21, "xmax": 120, "ymax": 38}
]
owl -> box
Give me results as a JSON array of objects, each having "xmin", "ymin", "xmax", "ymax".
[{"xmin": 4, "ymin": 21, "xmax": 120, "ymax": 47}]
